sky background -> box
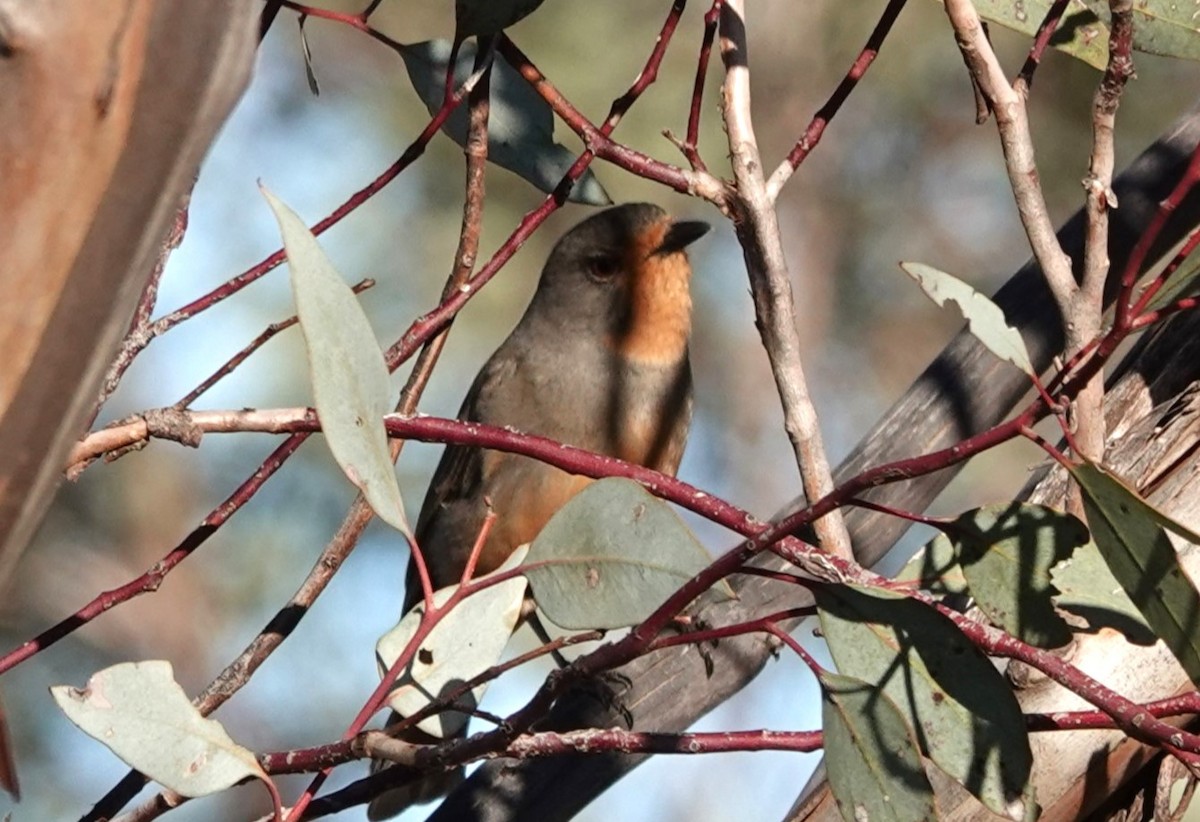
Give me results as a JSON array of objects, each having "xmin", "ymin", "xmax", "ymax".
[{"xmin": 3, "ymin": 1, "xmax": 1198, "ymax": 820}]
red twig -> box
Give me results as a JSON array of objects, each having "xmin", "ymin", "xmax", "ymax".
[
  {"xmin": 1015, "ymin": 0, "xmax": 1072, "ymax": 88},
  {"xmin": 766, "ymin": 0, "xmax": 909, "ymax": 199},
  {"xmin": 674, "ymin": 0, "xmax": 723, "ymax": 171},
  {"xmin": 102, "ymin": 61, "xmax": 479, "ymax": 395},
  {"xmin": 1117, "ymin": 140, "xmax": 1200, "ymax": 331},
  {"xmin": 173, "ymin": 279, "xmax": 375, "ymax": 410},
  {"xmin": 1131, "ymin": 223, "xmax": 1200, "ymax": 318},
  {"xmin": 0, "ymin": 431, "xmax": 307, "ymax": 677},
  {"xmin": 496, "ymin": 37, "xmax": 725, "ymax": 203}
]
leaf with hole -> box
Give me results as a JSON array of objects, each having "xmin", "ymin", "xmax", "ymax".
[
  {"xmin": 821, "ymin": 671, "xmax": 937, "ymax": 822},
  {"xmin": 817, "ymin": 585, "xmax": 1033, "ymax": 820},
  {"xmin": 525, "ymin": 477, "xmax": 729, "ymax": 630},
  {"xmin": 51, "ymin": 661, "xmax": 266, "ymax": 798},
  {"xmin": 456, "ymin": 0, "xmax": 547, "ymax": 36},
  {"xmin": 931, "ymin": 504, "xmax": 1085, "ymax": 647},
  {"xmin": 901, "ymin": 262, "xmax": 1034, "ymax": 377},
  {"xmin": 399, "ymin": 39, "xmax": 610, "ymax": 206},
  {"xmin": 377, "ymin": 546, "xmax": 528, "ymax": 738},
  {"xmin": 1069, "ymin": 461, "xmax": 1200, "ymax": 685},
  {"xmin": 263, "ymin": 187, "xmax": 412, "ymax": 538}
]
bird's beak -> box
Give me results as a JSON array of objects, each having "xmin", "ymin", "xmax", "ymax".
[{"xmin": 654, "ymin": 220, "xmax": 711, "ymax": 256}]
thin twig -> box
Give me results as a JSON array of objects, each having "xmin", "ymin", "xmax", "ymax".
[
  {"xmin": 1015, "ymin": 0, "xmax": 1072, "ymax": 87},
  {"xmin": 718, "ymin": 0, "xmax": 852, "ymax": 559},
  {"xmin": 765, "ymin": 0, "xmax": 909, "ymax": 200},
  {"xmin": 944, "ymin": 0, "xmax": 1076, "ymax": 313},
  {"xmin": 1069, "ymin": 0, "xmax": 1134, "ymax": 469},
  {"xmin": 89, "ymin": 199, "xmax": 190, "ymax": 425}
]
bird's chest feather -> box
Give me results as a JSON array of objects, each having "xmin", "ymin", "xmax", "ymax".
[{"xmin": 471, "ymin": 345, "xmax": 690, "ymax": 573}]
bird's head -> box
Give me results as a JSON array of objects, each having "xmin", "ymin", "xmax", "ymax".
[{"xmin": 529, "ymin": 203, "xmax": 710, "ymax": 364}]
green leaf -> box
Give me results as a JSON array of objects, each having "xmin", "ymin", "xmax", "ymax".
[
  {"xmin": 820, "ymin": 671, "xmax": 938, "ymax": 822},
  {"xmin": 817, "ymin": 585, "xmax": 1033, "ymax": 820},
  {"xmin": 896, "ymin": 530, "xmax": 969, "ymax": 595},
  {"xmin": 965, "ymin": 1, "xmax": 1110, "ymax": 69},
  {"xmin": 51, "ymin": 661, "xmax": 265, "ymax": 797},
  {"xmin": 525, "ymin": 477, "xmax": 729, "ymax": 630},
  {"xmin": 1068, "ymin": 461, "xmax": 1200, "ymax": 685},
  {"xmin": 377, "ymin": 546, "xmax": 528, "ymax": 739},
  {"xmin": 262, "ymin": 187, "xmax": 412, "ymax": 538},
  {"xmin": 1050, "ymin": 537, "xmax": 1155, "ymax": 643},
  {"xmin": 967, "ymin": 1, "xmax": 1200, "ymax": 68},
  {"xmin": 1123, "ymin": 1, "xmax": 1200, "ymax": 62},
  {"xmin": 900, "ymin": 262, "xmax": 1035, "ymax": 377},
  {"xmin": 399, "ymin": 39, "xmax": 610, "ymax": 206},
  {"xmin": 932, "ymin": 504, "xmax": 1085, "ymax": 647},
  {"xmin": 456, "ymin": 0, "xmax": 547, "ymax": 36}
]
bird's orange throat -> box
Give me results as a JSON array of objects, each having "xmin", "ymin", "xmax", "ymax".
[{"xmin": 612, "ymin": 220, "xmax": 693, "ymax": 365}]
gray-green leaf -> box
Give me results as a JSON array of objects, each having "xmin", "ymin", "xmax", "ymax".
[
  {"xmin": 932, "ymin": 504, "xmax": 1085, "ymax": 648},
  {"xmin": 1051, "ymin": 538, "xmax": 1155, "ymax": 643},
  {"xmin": 821, "ymin": 671, "xmax": 937, "ymax": 822},
  {"xmin": 399, "ymin": 39, "xmax": 610, "ymax": 206},
  {"xmin": 1069, "ymin": 461, "xmax": 1200, "ymax": 685},
  {"xmin": 900, "ymin": 262, "xmax": 1035, "ymax": 377},
  {"xmin": 377, "ymin": 546, "xmax": 528, "ymax": 738},
  {"xmin": 967, "ymin": 1, "xmax": 1200, "ymax": 68},
  {"xmin": 525, "ymin": 477, "xmax": 728, "ymax": 630},
  {"xmin": 51, "ymin": 661, "xmax": 265, "ymax": 797},
  {"xmin": 263, "ymin": 187, "xmax": 412, "ymax": 538},
  {"xmin": 817, "ymin": 585, "xmax": 1033, "ymax": 820}
]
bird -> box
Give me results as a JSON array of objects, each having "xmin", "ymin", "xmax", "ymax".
[{"xmin": 368, "ymin": 202, "xmax": 709, "ymax": 819}]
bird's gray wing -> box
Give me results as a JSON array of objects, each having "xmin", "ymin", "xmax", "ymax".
[{"xmin": 403, "ymin": 351, "xmax": 519, "ymax": 612}]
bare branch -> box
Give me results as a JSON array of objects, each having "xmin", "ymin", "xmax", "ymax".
[{"xmin": 719, "ymin": 0, "xmax": 852, "ymax": 558}]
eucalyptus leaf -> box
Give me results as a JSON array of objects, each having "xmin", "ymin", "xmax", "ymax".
[
  {"xmin": 821, "ymin": 671, "xmax": 937, "ymax": 822},
  {"xmin": 966, "ymin": 1, "xmax": 1200, "ymax": 67},
  {"xmin": 51, "ymin": 661, "xmax": 265, "ymax": 797},
  {"xmin": 817, "ymin": 585, "xmax": 1033, "ymax": 820},
  {"xmin": 1069, "ymin": 461, "xmax": 1200, "ymax": 685},
  {"xmin": 526, "ymin": 477, "xmax": 728, "ymax": 631},
  {"xmin": 895, "ymin": 531, "xmax": 969, "ymax": 595},
  {"xmin": 900, "ymin": 262, "xmax": 1035, "ymax": 377},
  {"xmin": 1050, "ymin": 538, "xmax": 1155, "ymax": 644},
  {"xmin": 399, "ymin": 39, "xmax": 610, "ymax": 205},
  {"xmin": 933, "ymin": 504, "xmax": 1085, "ymax": 648},
  {"xmin": 263, "ymin": 187, "xmax": 412, "ymax": 538},
  {"xmin": 377, "ymin": 546, "xmax": 529, "ymax": 739}
]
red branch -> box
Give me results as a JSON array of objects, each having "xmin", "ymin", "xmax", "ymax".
[
  {"xmin": 1015, "ymin": 0, "xmax": 1072, "ymax": 87},
  {"xmin": 776, "ymin": 0, "xmax": 909, "ymax": 179},
  {"xmin": 0, "ymin": 432, "xmax": 307, "ymax": 677}
]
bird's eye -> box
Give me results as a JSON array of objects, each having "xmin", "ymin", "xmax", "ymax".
[{"xmin": 585, "ymin": 254, "xmax": 621, "ymax": 282}]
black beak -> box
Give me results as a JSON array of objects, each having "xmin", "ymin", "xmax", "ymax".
[{"xmin": 654, "ymin": 220, "xmax": 711, "ymax": 256}]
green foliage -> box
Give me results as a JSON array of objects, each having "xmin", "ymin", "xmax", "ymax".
[
  {"xmin": 908, "ymin": 504, "xmax": 1086, "ymax": 647},
  {"xmin": 817, "ymin": 585, "xmax": 1034, "ymax": 820},
  {"xmin": 400, "ymin": 40, "xmax": 610, "ymax": 205},
  {"xmin": 525, "ymin": 478, "xmax": 727, "ymax": 630},
  {"xmin": 1069, "ymin": 461, "xmax": 1200, "ymax": 686},
  {"xmin": 969, "ymin": 0, "xmax": 1200, "ymax": 68},
  {"xmin": 900, "ymin": 262, "xmax": 1035, "ymax": 377},
  {"xmin": 456, "ymin": 0, "xmax": 548, "ymax": 37},
  {"xmin": 821, "ymin": 671, "xmax": 937, "ymax": 822},
  {"xmin": 376, "ymin": 547, "xmax": 529, "ymax": 739},
  {"xmin": 52, "ymin": 661, "xmax": 266, "ymax": 798},
  {"xmin": 265, "ymin": 187, "xmax": 413, "ymax": 538}
]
